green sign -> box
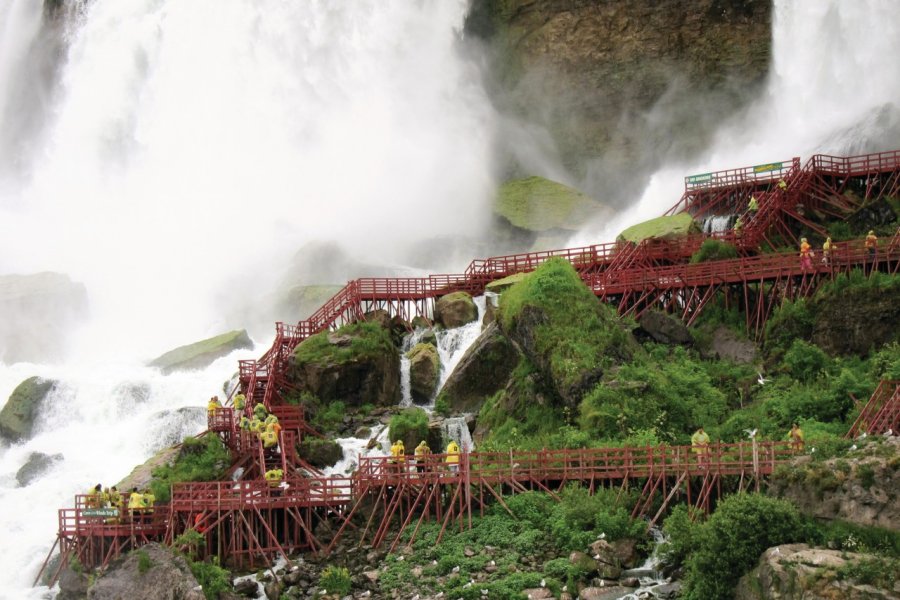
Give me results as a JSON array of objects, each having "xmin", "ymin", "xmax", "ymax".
[
  {"xmin": 752, "ymin": 162, "xmax": 783, "ymax": 173},
  {"xmin": 686, "ymin": 173, "xmax": 712, "ymax": 184},
  {"xmin": 83, "ymin": 508, "xmax": 119, "ymax": 517}
]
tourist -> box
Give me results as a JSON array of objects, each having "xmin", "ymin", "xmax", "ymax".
[
  {"xmin": 747, "ymin": 196, "xmax": 758, "ymax": 220},
  {"xmin": 822, "ymin": 236, "xmax": 833, "ymax": 266},
  {"xmin": 865, "ymin": 230, "xmax": 878, "ymax": 257},
  {"xmin": 207, "ymin": 396, "xmax": 222, "ymax": 414},
  {"xmin": 789, "ymin": 423, "xmax": 805, "ymax": 452},
  {"xmin": 414, "ymin": 440, "xmax": 431, "ymax": 474},
  {"xmin": 691, "ymin": 427, "xmax": 710, "ymax": 466},
  {"xmin": 233, "ymin": 392, "xmax": 246, "ymax": 411},
  {"xmin": 128, "ymin": 487, "xmax": 143, "ymax": 519},
  {"xmin": 799, "ymin": 237, "xmax": 813, "ymax": 271},
  {"xmin": 86, "ymin": 483, "xmax": 102, "ymax": 508},
  {"xmin": 446, "ymin": 440, "xmax": 460, "ymax": 473}
]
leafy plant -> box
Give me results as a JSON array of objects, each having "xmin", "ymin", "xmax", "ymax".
[
  {"xmin": 319, "ymin": 565, "xmax": 352, "ymax": 596},
  {"xmin": 150, "ymin": 435, "xmax": 229, "ymax": 503},
  {"xmin": 388, "ymin": 407, "xmax": 428, "ymax": 447},
  {"xmin": 136, "ymin": 550, "xmax": 152, "ymax": 575},
  {"xmin": 690, "ymin": 239, "xmax": 738, "ymax": 263}
]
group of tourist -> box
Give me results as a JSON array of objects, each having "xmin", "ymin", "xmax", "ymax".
[
  {"xmin": 389, "ymin": 439, "xmax": 461, "ymax": 473},
  {"xmin": 690, "ymin": 423, "xmax": 805, "ymax": 465},
  {"xmin": 85, "ymin": 483, "xmax": 155, "ymax": 519}
]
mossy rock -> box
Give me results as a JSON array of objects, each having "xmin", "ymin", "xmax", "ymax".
[
  {"xmin": 297, "ymin": 438, "xmax": 344, "ymax": 469},
  {"xmin": 440, "ymin": 322, "xmax": 522, "ymax": 413},
  {"xmin": 406, "ymin": 343, "xmax": 441, "ymax": 405},
  {"xmin": 0, "ymin": 376, "xmax": 56, "ymax": 443},
  {"xmin": 149, "ymin": 330, "xmax": 253, "ymax": 374},
  {"xmin": 288, "ymin": 321, "xmax": 400, "ymax": 407},
  {"xmin": 617, "ymin": 212, "xmax": 699, "ymax": 244},
  {"xmin": 495, "ymin": 176, "xmax": 605, "ymax": 232},
  {"xmin": 485, "ymin": 273, "xmax": 528, "ymax": 295},
  {"xmin": 434, "ymin": 292, "xmax": 478, "ymax": 329},
  {"xmin": 16, "ymin": 451, "xmax": 64, "ymax": 487}
]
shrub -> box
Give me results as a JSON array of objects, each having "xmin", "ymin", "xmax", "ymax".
[
  {"xmin": 150, "ymin": 435, "xmax": 229, "ymax": 503},
  {"xmin": 433, "ymin": 394, "xmax": 451, "ymax": 417},
  {"xmin": 764, "ymin": 298, "xmax": 813, "ymax": 360},
  {"xmin": 189, "ymin": 559, "xmax": 231, "ymax": 600},
  {"xmin": 320, "ymin": 565, "xmax": 352, "ymax": 596},
  {"xmin": 312, "ymin": 400, "xmax": 346, "ymax": 433},
  {"xmin": 681, "ymin": 493, "xmax": 804, "ymax": 600},
  {"xmin": 690, "ymin": 239, "xmax": 738, "ymax": 263},
  {"xmin": 136, "ymin": 550, "xmax": 152, "ymax": 575},
  {"xmin": 661, "ymin": 504, "xmax": 702, "ymax": 568},
  {"xmin": 782, "ymin": 339, "xmax": 829, "ymax": 382},
  {"xmin": 388, "ymin": 408, "xmax": 428, "ymax": 447},
  {"xmin": 173, "ymin": 529, "xmax": 204, "ymax": 561}
]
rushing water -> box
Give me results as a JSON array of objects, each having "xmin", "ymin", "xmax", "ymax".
[{"xmin": 0, "ymin": 1, "xmax": 493, "ymax": 596}]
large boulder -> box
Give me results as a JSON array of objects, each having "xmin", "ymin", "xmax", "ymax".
[
  {"xmin": 734, "ymin": 544, "xmax": 896, "ymax": 600},
  {"xmin": 0, "ymin": 376, "xmax": 57, "ymax": 443},
  {"xmin": 494, "ymin": 176, "xmax": 611, "ymax": 237},
  {"xmin": 16, "ymin": 451, "xmax": 64, "ymax": 486},
  {"xmin": 288, "ymin": 321, "xmax": 400, "ymax": 407},
  {"xmin": 635, "ymin": 310, "xmax": 693, "ymax": 345},
  {"xmin": 617, "ymin": 213, "xmax": 699, "ymax": 244},
  {"xmin": 297, "ymin": 438, "xmax": 344, "ymax": 469},
  {"xmin": 434, "ymin": 292, "xmax": 478, "ymax": 329},
  {"xmin": 87, "ymin": 543, "xmax": 206, "ymax": 600},
  {"xmin": 149, "ymin": 330, "xmax": 253, "ymax": 374},
  {"xmin": 407, "ymin": 343, "xmax": 440, "ymax": 405},
  {"xmin": 440, "ymin": 322, "xmax": 522, "ymax": 413},
  {"xmin": 811, "ymin": 284, "xmax": 900, "ymax": 356},
  {"xmin": 0, "ymin": 272, "xmax": 88, "ymax": 364}
]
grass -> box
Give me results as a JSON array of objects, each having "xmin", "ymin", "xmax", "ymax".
[
  {"xmin": 292, "ymin": 321, "xmax": 394, "ymax": 365},
  {"xmin": 150, "ymin": 435, "xmax": 229, "ymax": 503}
]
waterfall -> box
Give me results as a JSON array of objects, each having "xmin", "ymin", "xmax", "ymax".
[
  {"xmin": 701, "ymin": 215, "xmax": 734, "ymax": 235},
  {"xmin": 442, "ymin": 416, "xmax": 475, "ymax": 453}
]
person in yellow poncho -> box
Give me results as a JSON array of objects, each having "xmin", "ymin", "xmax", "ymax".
[
  {"xmin": 822, "ymin": 237, "xmax": 833, "ymax": 266},
  {"xmin": 414, "ymin": 440, "xmax": 431, "ymax": 474},
  {"xmin": 446, "ymin": 440, "xmax": 460, "ymax": 473},
  {"xmin": 691, "ymin": 427, "xmax": 710, "ymax": 466},
  {"xmin": 207, "ymin": 396, "xmax": 222, "ymax": 414},
  {"xmin": 788, "ymin": 423, "xmax": 805, "ymax": 452}
]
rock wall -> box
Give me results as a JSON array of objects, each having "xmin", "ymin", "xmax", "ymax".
[{"xmin": 466, "ymin": 0, "xmax": 772, "ymax": 201}]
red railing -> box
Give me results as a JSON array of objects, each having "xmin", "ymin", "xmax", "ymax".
[{"xmin": 846, "ymin": 380, "xmax": 900, "ymax": 438}]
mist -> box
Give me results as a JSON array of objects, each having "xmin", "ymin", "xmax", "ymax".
[{"xmin": 0, "ymin": 0, "xmax": 498, "ymax": 361}]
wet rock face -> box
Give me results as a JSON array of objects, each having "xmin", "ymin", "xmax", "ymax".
[
  {"xmin": 16, "ymin": 451, "xmax": 64, "ymax": 487},
  {"xmin": 811, "ymin": 285, "xmax": 900, "ymax": 355},
  {"xmin": 407, "ymin": 342, "xmax": 440, "ymax": 405},
  {"xmin": 466, "ymin": 0, "xmax": 771, "ymax": 198},
  {"xmin": 440, "ymin": 322, "xmax": 522, "ymax": 413},
  {"xmin": 298, "ymin": 438, "xmax": 344, "ymax": 469},
  {"xmin": 635, "ymin": 310, "xmax": 693, "ymax": 346},
  {"xmin": 148, "ymin": 329, "xmax": 254, "ymax": 374},
  {"xmin": 0, "ymin": 376, "xmax": 57, "ymax": 443},
  {"xmin": 434, "ymin": 292, "xmax": 478, "ymax": 329}
]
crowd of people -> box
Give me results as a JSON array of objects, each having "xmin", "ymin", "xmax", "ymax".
[
  {"xmin": 388, "ymin": 439, "xmax": 462, "ymax": 473},
  {"xmin": 84, "ymin": 483, "xmax": 156, "ymax": 521}
]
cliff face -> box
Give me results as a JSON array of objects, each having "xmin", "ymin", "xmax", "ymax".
[{"xmin": 467, "ymin": 0, "xmax": 772, "ymax": 200}]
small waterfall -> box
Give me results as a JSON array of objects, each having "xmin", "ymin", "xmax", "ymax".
[
  {"xmin": 618, "ymin": 527, "xmax": 673, "ymax": 599},
  {"xmin": 434, "ymin": 295, "xmax": 486, "ymax": 391},
  {"xmin": 701, "ymin": 215, "xmax": 734, "ymax": 234},
  {"xmin": 442, "ymin": 416, "xmax": 474, "ymax": 453}
]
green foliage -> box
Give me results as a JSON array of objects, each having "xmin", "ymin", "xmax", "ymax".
[
  {"xmin": 764, "ymin": 297, "xmax": 813, "ymax": 360},
  {"xmin": 150, "ymin": 435, "xmax": 229, "ymax": 503},
  {"xmin": 433, "ymin": 394, "xmax": 451, "ymax": 417},
  {"xmin": 69, "ymin": 556, "xmax": 84, "ymax": 575},
  {"xmin": 173, "ymin": 529, "xmax": 204, "ymax": 561},
  {"xmin": 189, "ymin": 559, "xmax": 231, "ymax": 600},
  {"xmin": 388, "ymin": 407, "xmax": 428, "ymax": 446},
  {"xmin": 681, "ymin": 494, "xmax": 804, "ymax": 600},
  {"xmin": 500, "ymin": 258, "xmax": 633, "ymax": 393},
  {"xmin": 690, "ymin": 239, "xmax": 738, "ymax": 263},
  {"xmin": 319, "ymin": 565, "xmax": 352, "ymax": 596},
  {"xmin": 579, "ymin": 345, "xmax": 727, "ymax": 444},
  {"xmin": 136, "ymin": 550, "xmax": 152, "ymax": 575},
  {"xmin": 312, "ymin": 400, "xmax": 346, "ymax": 433},
  {"xmin": 292, "ymin": 321, "xmax": 394, "ymax": 365},
  {"xmin": 807, "ymin": 519, "xmax": 900, "ymax": 557},
  {"xmin": 782, "ymin": 339, "xmax": 829, "ymax": 381},
  {"xmin": 661, "ymin": 504, "xmax": 702, "ymax": 568},
  {"xmin": 837, "ymin": 557, "xmax": 900, "ymax": 588}
]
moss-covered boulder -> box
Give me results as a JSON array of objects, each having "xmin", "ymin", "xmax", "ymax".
[
  {"xmin": 485, "ymin": 273, "xmax": 528, "ymax": 295},
  {"xmin": 407, "ymin": 343, "xmax": 440, "ymax": 405},
  {"xmin": 495, "ymin": 176, "xmax": 608, "ymax": 233},
  {"xmin": 149, "ymin": 330, "xmax": 253, "ymax": 374},
  {"xmin": 0, "ymin": 272, "xmax": 88, "ymax": 364},
  {"xmin": 288, "ymin": 321, "xmax": 400, "ymax": 407},
  {"xmin": 500, "ymin": 258, "xmax": 635, "ymax": 407},
  {"xmin": 0, "ymin": 376, "xmax": 56, "ymax": 443},
  {"xmin": 617, "ymin": 212, "xmax": 699, "ymax": 244},
  {"xmin": 434, "ymin": 292, "xmax": 478, "ymax": 329},
  {"xmin": 298, "ymin": 438, "xmax": 344, "ymax": 469},
  {"xmin": 440, "ymin": 322, "xmax": 522, "ymax": 413}
]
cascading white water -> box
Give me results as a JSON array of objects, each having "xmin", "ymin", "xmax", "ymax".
[
  {"xmin": 0, "ymin": 1, "xmax": 495, "ymax": 596},
  {"xmin": 571, "ymin": 0, "xmax": 900, "ymax": 247}
]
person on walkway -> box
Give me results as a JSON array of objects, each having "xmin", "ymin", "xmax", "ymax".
[
  {"xmin": 799, "ymin": 237, "xmax": 813, "ymax": 271},
  {"xmin": 239, "ymin": 415, "xmax": 252, "ymax": 431},
  {"xmin": 264, "ymin": 468, "xmax": 284, "ymax": 491},
  {"xmin": 865, "ymin": 230, "xmax": 878, "ymax": 257},
  {"xmin": 234, "ymin": 392, "xmax": 246, "ymax": 411},
  {"xmin": 691, "ymin": 427, "xmax": 710, "ymax": 466},
  {"xmin": 822, "ymin": 236, "xmax": 833, "ymax": 266},
  {"xmin": 207, "ymin": 396, "xmax": 222, "ymax": 414},
  {"xmin": 86, "ymin": 483, "xmax": 102, "ymax": 508},
  {"xmin": 109, "ymin": 486, "xmax": 123, "ymax": 509},
  {"xmin": 389, "ymin": 439, "xmax": 406, "ymax": 473},
  {"xmin": 733, "ymin": 215, "xmax": 744, "ymax": 236},
  {"xmin": 414, "ymin": 440, "xmax": 431, "ymax": 474},
  {"xmin": 128, "ymin": 487, "xmax": 143, "ymax": 519},
  {"xmin": 789, "ymin": 423, "xmax": 805, "ymax": 452},
  {"xmin": 142, "ymin": 488, "xmax": 156, "ymax": 515},
  {"xmin": 253, "ymin": 402, "xmax": 268, "ymax": 421},
  {"xmin": 777, "ymin": 178, "xmax": 787, "ymax": 192},
  {"xmin": 747, "ymin": 196, "xmax": 759, "ymax": 220},
  {"xmin": 446, "ymin": 440, "xmax": 461, "ymax": 473},
  {"xmin": 101, "ymin": 487, "xmax": 112, "ymax": 508}
]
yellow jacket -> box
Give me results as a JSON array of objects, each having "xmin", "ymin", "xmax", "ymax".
[{"xmin": 446, "ymin": 441, "xmax": 460, "ymax": 464}]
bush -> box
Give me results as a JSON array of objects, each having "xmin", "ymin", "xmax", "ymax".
[
  {"xmin": 136, "ymin": 550, "xmax": 152, "ymax": 575},
  {"xmin": 312, "ymin": 400, "xmax": 346, "ymax": 433},
  {"xmin": 690, "ymin": 239, "xmax": 738, "ymax": 264},
  {"xmin": 661, "ymin": 504, "xmax": 702, "ymax": 568},
  {"xmin": 189, "ymin": 559, "xmax": 231, "ymax": 600},
  {"xmin": 764, "ymin": 298, "xmax": 814, "ymax": 360},
  {"xmin": 433, "ymin": 394, "xmax": 451, "ymax": 417},
  {"xmin": 782, "ymin": 339, "xmax": 829, "ymax": 382},
  {"xmin": 150, "ymin": 435, "xmax": 229, "ymax": 503},
  {"xmin": 681, "ymin": 494, "xmax": 804, "ymax": 600},
  {"xmin": 320, "ymin": 565, "xmax": 352, "ymax": 596},
  {"xmin": 388, "ymin": 408, "xmax": 428, "ymax": 448}
]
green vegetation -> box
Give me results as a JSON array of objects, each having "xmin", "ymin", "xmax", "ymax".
[
  {"xmin": 378, "ymin": 488, "xmax": 646, "ymax": 599},
  {"xmin": 150, "ymin": 436, "xmax": 229, "ymax": 503},
  {"xmin": 495, "ymin": 176, "xmax": 601, "ymax": 232},
  {"xmin": 689, "ymin": 238, "xmax": 738, "ymax": 263},
  {"xmin": 837, "ymin": 557, "xmax": 900, "ymax": 589},
  {"xmin": 617, "ymin": 212, "xmax": 698, "ymax": 243},
  {"xmin": 173, "ymin": 529, "xmax": 231, "ymax": 600},
  {"xmin": 136, "ymin": 550, "xmax": 152, "ymax": 575},
  {"xmin": 388, "ymin": 407, "xmax": 428, "ymax": 446},
  {"xmin": 312, "ymin": 400, "xmax": 346, "ymax": 433},
  {"xmin": 672, "ymin": 494, "xmax": 805, "ymax": 600},
  {"xmin": 148, "ymin": 329, "xmax": 251, "ymax": 373},
  {"xmin": 292, "ymin": 321, "xmax": 395, "ymax": 365},
  {"xmin": 319, "ymin": 565, "xmax": 352, "ymax": 596}
]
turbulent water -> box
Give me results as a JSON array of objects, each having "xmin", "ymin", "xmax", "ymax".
[{"xmin": 0, "ymin": 0, "xmax": 897, "ymax": 597}]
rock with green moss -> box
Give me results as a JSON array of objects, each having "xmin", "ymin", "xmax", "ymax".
[
  {"xmin": 298, "ymin": 438, "xmax": 344, "ymax": 469},
  {"xmin": 441, "ymin": 323, "xmax": 522, "ymax": 413},
  {"xmin": 0, "ymin": 376, "xmax": 57, "ymax": 443},
  {"xmin": 617, "ymin": 212, "xmax": 699, "ymax": 244},
  {"xmin": 148, "ymin": 330, "xmax": 253, "ymax": 374},
  {"xmin": 434, "ymin": 292, "xmax": 478, "ymax": 329},
  {"xmin": 485, "ymin": 273, "xmax": 528, "ymax": 295},
  {"xmin": 288, "ymin": 321, "xmax": 400, "ymax": 407},
  {"xmin": 500, "ymin": 258, "xmax": 635, "ymax": 407},
  {"xmin": 495, "ymin": 176, "xmax": 608, "ymax": 233},
  {"xmin": 407, "ymin": 343, "xmax": 440, "ymax": 405}
]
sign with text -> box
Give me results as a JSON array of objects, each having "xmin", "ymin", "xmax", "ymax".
[
  {"xmin": 752, "ymin": 162, "xmax": 783, "ymax": 173},
  {"xmin": 83, "ymin": 508, "xmax": 119, "ymax": 518}
]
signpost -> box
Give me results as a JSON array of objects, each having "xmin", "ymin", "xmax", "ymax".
[{"xmin": 82, "ymin": 508, "xmax": 119, "ymax": 518}]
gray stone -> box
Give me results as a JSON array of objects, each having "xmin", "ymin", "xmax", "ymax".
[
  {"xmin": 407, "ymin": 343, "xmax": 440, "ymax": 405},
  {"xmin": 579, "ymin": 586, "xmax": 634, "ymax": 600},
  {"xmin": 440, "ymin": 322, "xmax": 521, "ymax": 413},
  {"xmin": 434, "ymin": 292, "xmax": 478, "ymax": 329},
  {"xmin": 16, "ymin": 451, "xmax": 64, "ymax": 486},
  {"xmin": 149, "ymin": 330, "xmax": 254, "ymax": 374},
  {"xmin": 87, "ymin": 543, "xmax": 206, "ymax": 600},
  {"xmin": 636, "ymin": 310, "xmax": 693, "ymax": 346},
  {"xmin": 0, "ymin": 376, "xmax": 57, "ymax": 443}
]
